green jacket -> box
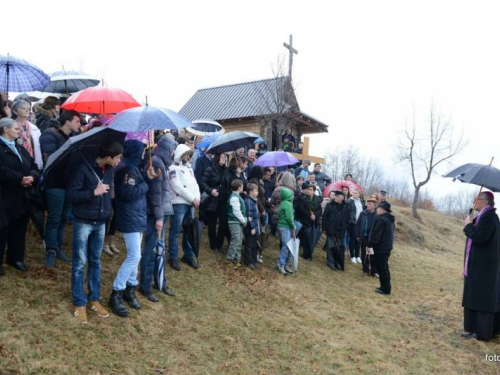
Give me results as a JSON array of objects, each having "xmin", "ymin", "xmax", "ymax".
[
  {"xmin": 227, "ymin": 192, "xmax": 247, "ymax": 225},
  {"xmin": 278, "ymin": 188, "xmax": 295, "ymax": 229}
]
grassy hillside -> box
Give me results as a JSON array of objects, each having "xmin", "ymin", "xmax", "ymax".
[{"xmin": 0, "ymin": 205, "xmax": 499, "ymax": 374}]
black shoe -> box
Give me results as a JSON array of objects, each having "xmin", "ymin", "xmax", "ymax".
[
  {"xmin": 161, "ymin": 287, "xmax": 175, "ymax": 297},
  {"xmin": 327, "ymin": 264, "xmax": 338, "ymax": 271},
  {"xmin": 181, "ymin": 256, "xmax": 199, "ymax": 269},
  {"xmin": 0, "ymin": 265, "xmax": 4, "ymax": 276},
  {"xmin": 8, "ymin": 261, "xmax": 27, "ymax": 271},
  {"xmin": 45, "ymin": 250, "xmax": 57, "ymax": 268},
  {"xmin": 169, "ymin": 258, "xmax": 181, "ymax": 271},
  {"xmin": 139, "ymin": 290, "xmax": 159, "ymax": 303},
  {"xmin": 123, "ymin": 285, "xmax": 142, "ymax": 310},
  {"xmin": 375, "ymin": 289, "xmax": 390, "ymax": 295},
  {"xmin": 461, "ymin": 332, "xmax": 477, "ymax": 339},
  {"xmin": 109, "ymin": 290, "xmax": 128, "ymax": 317}
]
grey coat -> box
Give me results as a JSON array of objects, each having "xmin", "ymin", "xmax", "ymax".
[{"xmin": 145, "ymin": 136, "xmax": 177, "ymax": 219}]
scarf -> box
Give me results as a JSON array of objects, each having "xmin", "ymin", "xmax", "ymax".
[
  {"xmin": 463, "ymin": 205, "xmax": 495, "ymax": 277},
  {"xmin": 17, "ymin": 120, "xmax": 33, "ymax": 157}
]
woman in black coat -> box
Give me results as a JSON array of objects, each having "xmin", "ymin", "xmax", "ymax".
[
  {"xmin": 199, "ymin": 153, "xmax": 230, "ymax": 252},
  {"xmin": 0, "ymin": 118, "xmax": 40, "ymax": 274}
]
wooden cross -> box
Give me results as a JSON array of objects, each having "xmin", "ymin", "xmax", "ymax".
[
  {"xmin": 290, "ymin": 137, "xmax": 324, "ymax": 164},
  {"xmin": 283, "ymin": 34, "xmax": 298, "ymax": 77}
]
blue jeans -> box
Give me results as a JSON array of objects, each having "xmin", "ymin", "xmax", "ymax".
[
  {"xmin": 278, "ymin": 227, "xmax": 293, "ymax": 266},
  {"xmin": 169, "ymin": 204, "xmax": 195, "ymax": 260},
  {"xmin": 44, "ymin": 188, "xmax": 71, "ymax": 252},
  {"xmin": 113, "ymin": 232, "xmax": 143, "ymax": 291},
  {"xmin": 71, "ymin": 221, "xmax": 105, "ymax": 306},
  {"xmin": 139, "ymin": 215, "xmax": 170, "ymax": 293}
]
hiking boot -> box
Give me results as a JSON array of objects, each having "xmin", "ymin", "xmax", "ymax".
[
  {"xmin": 108, "ymin": 235, "xmax": 121, "ymax": 254},
  {"xmin": 102, "ymin": 244, "xmax": 114, "ymax": 256},
  {"xmin": 56, "ymin": 249, "xmax": 71, "ymax": 262},
  {"xmin": 169, "ymin": 258, "xmax": 181, "ymax": 271},
  {"xmin": 74, "ymin": 306, "xmax": 88, "ymax": 324},
  {"xmin": 89, "ymin": 301, "xmax": 110, "ymax": 318},
  {"xmin": 123, "ymin": 285, "xmax": 142, "ymax": 310},
  {"xmin": 226, "ymin": 260, "xmax": 234, "ymax": 268},
  {"xmin": 233, "ymin": 262, "xmax": 241, "ymax": 270},
  {"xmin": 140, "ymin": 290, "xmax": 159, "ymax": 303},
  {"xmin": 284, "ymin": 264, "xmax": 294, "ymax": 274},
  {"xmin": 109, "ymin": 290, "xmax": 128, "ymax": 317},
  {"xmin": 181, "ymin": 256, "xmax": 199, "ymax": 269},
  {"xmin": 45, "ymin": 249, "xmax": 57, "ymax": 268}
]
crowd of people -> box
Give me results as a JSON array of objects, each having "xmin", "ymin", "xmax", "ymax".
[{"xmin": 0, "ymin": 94, "xmax": 397, "ymax": 325}]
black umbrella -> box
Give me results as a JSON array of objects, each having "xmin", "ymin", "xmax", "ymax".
[
  {"xmin": 307, "ymin": 226, "xmax": 323, "ymax": 257},
  {"xmin": 25, "ymin": 186, "xmax": 45, "ymax": 240},
  {"xmin": 205, "ymin": 131, "xmax": 259, "ymax": 154},
  {"xmin": 443, "ymin": 162, "xmax": 500, "ymax": 192},
  {"xmin": 43, "ymin": 127, "xmax": 126, "ymax": 189},
  {"xmin": 182, "ymin": 216, "xmax": 203, "ymax": 258}
]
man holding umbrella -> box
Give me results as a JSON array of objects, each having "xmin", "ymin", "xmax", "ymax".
[
  {"xmin": 66, "ymin": 141, "xmax": 123, "ymax": 324},
  {"xmin": 462, "ymin": 191, "xmax": 500, "ymax": 341}
]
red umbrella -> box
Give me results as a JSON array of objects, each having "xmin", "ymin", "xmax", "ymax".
[
  {"xmin": 60, "ymin": 86, "xmax": 140, "ymax": 115},
  {"xmin": 323, "ymin": 180, "xmax": 363, "ymax": 198}
]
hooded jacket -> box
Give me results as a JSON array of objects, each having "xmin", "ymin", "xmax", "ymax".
[
  {"xmin": 312, "ymin": 170, "xmax": 332, "ymax": 191},
  {"xmin": 367, "ymin": 212, "xmax": 395, "ymax": 251},
  {"xmin": 34, "ymin": 104, "xmax": 58, "ymax": 133},
  {"xmin": 114, "ymin": 140, "xmax": 149, "ymax": 233},
  {"xmin": 278, "ymin": 188, "xmax": 295, "ymax": 229},
  {"xmin": 145, "ymin": 136, "xmax": 176, "ymax": 220},
  {"xmin": 271, "ymin": 172, "xmax": 296, "ymax": 223},
  {"xmin": 168, "ymin": 144, "xmax": 200, "ymax": 205}
]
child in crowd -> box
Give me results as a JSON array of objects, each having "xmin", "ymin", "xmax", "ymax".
[
  {"xmin": 244, "ymin": 183, "xmax": 260, "ymax": 269},
  {"xmin": 226, "ymin": 179, "xmax": 247, "ymax": 268},
  {"xmin": 277, "ymin": 187, "xmax": 296, "ymax": 275}
]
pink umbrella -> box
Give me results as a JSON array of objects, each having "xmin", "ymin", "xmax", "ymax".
[{"xmin": 323, "ymin": 180, "xmax": 363, "ymax": 198}]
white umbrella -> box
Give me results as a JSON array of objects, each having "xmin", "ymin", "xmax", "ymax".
[{"xmin": 287, "ymin": 237, "xmax": 300, "ymax": 271}]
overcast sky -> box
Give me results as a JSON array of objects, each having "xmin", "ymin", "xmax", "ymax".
[{"xmin": 4, "ymin": 0, "xmax": 499, "ymax": 198}]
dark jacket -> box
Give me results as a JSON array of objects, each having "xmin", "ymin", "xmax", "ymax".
[
  {"xmin": 194, "ymin": 154, "xmax": 212, "ymax": 190},
  {"xmin": 244, "ymin": 195, "xmax": 260, "ymax": 235},
  {"xmin": 39, "ymin": 126, "xmax": 69, "ymax": 163},
  {"xmin": 463, "ymin": 209, "xmax": 500, "ymax": 313},
  {"xmin": 34, "ymin": 105, "xmax": 58, "ymax": 133},
  {"xmin": 294, "ymin": 193, "xmax": 322, "ymax": 228},
  {"xmin": 356, "ymin": 210, "xmax": 377, "ymax": 239},
  {"xmin": 322, "ymin": 200, "xmax": 348, "ymax": 238},
  {"xmin": 313, "ymin": 170, "xmax": 332, "ymax": 191},
  {"xmin": 114, "ymin": 141, "xmax": 149, "ymax": 233},
  {"xmin": 145, "ymin": 136, "xmax": 176, "ymax": 220},
  {"xmin": 248, "ymin": 177, "xmax": 267, "ymax": 214},
  {"xmin": 200, "ymin": 161, "xmax": 230, "ymax": 215},
  {"xmin": 367, "ymin": 212, "xmax": 395, "ymax": 251},
  {"xmin": 66, "ymin": 160, "xmax": 113, "ymax": 224},
  {"xmin": 263, "ymin": 178, "xmax": 275, "ymax": 201},
  {"xmin": 227, "ymin": 168, "xmax": 247, "ymax": 188},
  {"xmin": 0, "ymin": 140, "xmax": 40, "ymax": 222}
]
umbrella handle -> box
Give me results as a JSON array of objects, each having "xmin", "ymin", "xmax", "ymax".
[
  {"xmin": 470, "ymin": 156, "xmax": 495, "ymax": 217},
  {"xmin": 157, "ymin": 231, "xmax": 162, "ymax": 240}
]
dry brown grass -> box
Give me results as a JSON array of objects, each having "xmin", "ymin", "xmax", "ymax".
[{"xmin": 1, "ymin": 206, "xmax": 499, "ymax": 374}]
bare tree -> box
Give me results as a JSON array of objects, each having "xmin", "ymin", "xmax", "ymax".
[
  {"xmin": 396, "ymin": 103, "xmax": 467, "ymax": 219},
  {"xmin": 324, "ymin": 146, "xmax": 384, "ymax": 193},
  {"xmin": 254, "ymin": 57, "xmax": 299, "ymax": 150},
  {"xmin": 435, "ymin": 189, "xmax": 476, "ymax": 219}
]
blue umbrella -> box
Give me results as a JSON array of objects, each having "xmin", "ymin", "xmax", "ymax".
[
  {"xmin": 0, "ymin": 55, "xmax": 50, "ymax": 93},
  {"xmin": 106, "ymin": 105, "xmax": 193, "ymax": 132},
  {"xmin": 154, "ymin": 233, "xmax": 166, "ymax": 293}
]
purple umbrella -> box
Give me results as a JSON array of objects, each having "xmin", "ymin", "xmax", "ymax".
[{"xmin": 255, "ymin": 151, "xmax": 299, "ymax": 167}]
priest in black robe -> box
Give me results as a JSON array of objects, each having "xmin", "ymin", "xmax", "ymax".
[{"xmin": 462, "ymin": 191, "xmax": 500, "ymax": 341}]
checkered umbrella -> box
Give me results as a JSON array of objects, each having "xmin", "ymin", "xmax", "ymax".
[{"xmin": 0, "ymin": 55, "xmax": 50, "ymax": 93}]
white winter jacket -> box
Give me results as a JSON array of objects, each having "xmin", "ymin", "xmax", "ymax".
[{"xmin": 168, "ymin": 144, "xmax": 200, "ymax": 205}]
